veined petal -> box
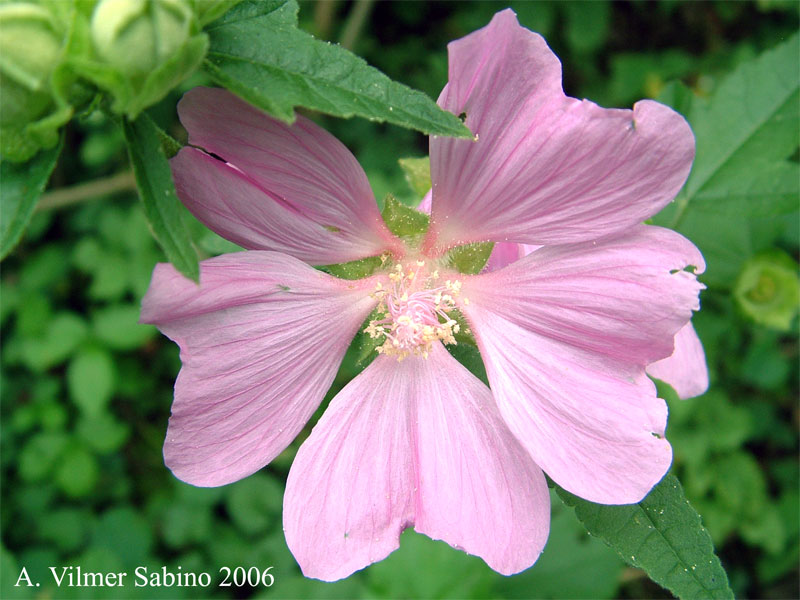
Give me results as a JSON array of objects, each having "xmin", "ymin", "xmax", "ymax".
[
  {"xmin": 140, "ymin": 252, "xmax": 379, "ymax": 487},
  {"xmin": 284, "ymin": 343, "xmax": 549, "ymax": 581},
  {"xmin": 647, "ymin": 322, "xmax": 709, "ymax": 399},
  {"xmin": 461, "ymin": 226, "xmax": 705, "ymax": 365},
  {"xmin": 424, "ymin": 10, "xmax": 694, "ymax": 254},
  {"xmin": 458, "ymin": 227, "xmax": 705, "ymax": 503},
  {"xmin": 173, "ymin": 87, "xmax": 402, "ymax": 265}
]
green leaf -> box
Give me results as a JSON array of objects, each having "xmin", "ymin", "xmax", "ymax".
[
  {"xmin": 19, "ymin": 311, "xmax": 88, "ymax": 372},
  {"xmin": 92, "ymin": 304, "xmax": 157, "ymax": 350},
  {"xmin": 494, "ymin": 491, "xmax": 625, "ymax": 600},
  {"xmin": 0, "ymin": 140, "xmax": 62, "ymax": 259},
  {"xmin": 225, "ymin": 473, "xmax": 283, "ymax": 535},
  {"xmin": 67, "ymin": 348, "xmax": 116, "ymax": 417},
  {"xmin": 398, "ymin": 156, "xmax": 431, "ymax": 199},
  {"xmin": 656, "ymin": 34, "xmax": 799, "ymax": 225},
  {"xmin": 55, "ymin": 445, "xmax": 98, "ymax": 498},
  {"xmin": 204, "ymin": 0, "xmax": 470, "ymax": 137},
  {"xmin": 555, "ymin": 475, "xmax": 733, "ymax": 600},
  {"xmin": 194, "ymin": 0, "xmax": 245, "ymax": 27},
  {"xmin": 123, "ymin": 112, "xmax": 199, "ymax": 281},
  {"xmin": 381, "ymin": 194, "xmax": 429, "ymax": 239}
]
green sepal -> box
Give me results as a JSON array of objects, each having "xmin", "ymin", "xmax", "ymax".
[
  {"xmin": 446, "ymin": 343, "xmax": 487, "ymax": 385},
  {"xmin": 733, "ymin": 250, "xmax": 799, "ymax": 331},
  {"xmin": 449, "ymin": 309, "xmax": 477, "ymax": 347},
  {"xmin": 398, "ymin": 156, "xmax": 431, "ymax": 200},
  {"xmin": 445, "ymin": 241, "xmax": 494, "ymax": 275},
  {"xmin": 322, "ymin": 255, "xmax": 384, "ymax": 281},
  {"xmin": 381, "ymin": 195, "xmax": 429, "ymax": 240}
]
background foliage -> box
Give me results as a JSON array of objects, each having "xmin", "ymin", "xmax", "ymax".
[{"xmin": 1, "ymin": 1, "xmax": 798, "ymax": 599}]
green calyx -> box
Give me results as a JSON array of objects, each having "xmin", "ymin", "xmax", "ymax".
[
  {"xmin": 734, "ymin": 249, "xmax": 799, "ymax": 331},
  {"xmin": 0, "ymin": 2, "xmax": 73, "ymax": 162}
]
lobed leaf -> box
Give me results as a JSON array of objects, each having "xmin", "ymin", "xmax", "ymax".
[
  {"xmin": 0, "ymin": 139, "xmax": 62, "ymax": 259},
  {"xmin": 122, "ymin": 113, "xmax": 199, "ymax": 281},
  {"xmin": 203, "ymin": 0, "xmax": 470, "ymax": 137},
  {"xmin": 555, "ymin": 475, "xmax": 734, "ymax": 600}
]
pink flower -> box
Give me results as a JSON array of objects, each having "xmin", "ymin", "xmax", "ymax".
[
  {"xmin": 141, "ymin": 10, "xmax": 704, "ymax": 581},
  {"xmin": 421, "ymin": 216, "xmax": 710, "ymax": 399}
]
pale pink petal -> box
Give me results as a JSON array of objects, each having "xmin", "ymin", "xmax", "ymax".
[
  {"xmin": 140, "ymin": 252, "xmax": 380, "ymax": 487},
  {"xmin": 484, "ymin": 242, "xmax": 540, "ymax": 272},
  {"xmin": 284, "ymin": 343, "xmax": 549, "ymax": 581},
  {"xmin": 462, "ymin": 226, "xmax": 705, "ymax": 365},
  {"xmin": 417, "ymin": 188, "xmax": 432, "ymax": 212},
  {"xmin": 423, "ymin": 10, "xmax": 694, "ymax": 255},
  {"xmin": 418, "ymin": 189, "xmax": 537, "ymax": 274},
  {"xmin": 458, "ymin": 227, "xmax": 705, "ymax": 503},
  {"xmin": 172, "ymin": 87, "xmax": 402, "ymax": 265},
  {"xmin": 647, "ymin": 322, "xmax": 709, "ymax": 399}
]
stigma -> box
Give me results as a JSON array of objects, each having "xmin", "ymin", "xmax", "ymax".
[{"xmin": 365, "ymin": 261, "xmax": 465, "ymax": 360}]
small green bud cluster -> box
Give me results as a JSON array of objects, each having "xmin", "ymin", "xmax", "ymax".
[
  {"xmin": 0, "ymin": 2, "xmax": 72, "ymax": 161},
  {"xmin": 0, "ymin": 0, "xmax": 214, "ymax": 163},
  {"xmin": 734, "ymin": 250, "xmax": 799, "ymax": 331},
  {"xmin": 84, "ymin": 0, "xmax": 207, "ymax": 118}
]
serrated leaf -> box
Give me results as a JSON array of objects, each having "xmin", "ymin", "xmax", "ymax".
[
  {"xmin": 656, "ymin": 34, "xmax": 799, "ymax": 225},
  {"xmin": 204, "ymin": 0, "xmax": 470, "ymax": 137},
  {"xmin": 0, "ymin": 139, "xmax": 62, "ymax": 259},
  {"xmin": 122, "ymin": 113, "xmax": 199, "ymax": 281},
  {"xmin": 555, "ymin": 475, "xmax": 733, "ymax": 600},
  {"xmin": 398, "ymin": 156, "xmax": 431, "ymax": 199}
]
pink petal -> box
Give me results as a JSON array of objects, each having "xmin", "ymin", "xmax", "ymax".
[
  {"xmin": 172, "ymin": 87, "xmax": 402, "ymax": 265},
  {"xmin": 284, "ymin": 343, "xmax": 549, "ymax": 581},
  {"xmin": 484, "ymin": 242, "xmax": 540, "ymax": 272},
  {"xmin": 463, "ymin": 226, "xmax": 705, "ymax": 365},
  {"xmin": 140, "ymin": 252, "xmax": 379, "ymax": 487},
  {"xmin": 647, "ymin": 322, "xmax": 709, "ymax": 399},
  {"xmin": 418, "ymin": 189, "xmax": 539, "ymax": 274},
  {"xmin": 458, "ymin": 226, "xmax": 705, "ymax": 503},
  {"xmin": 423, "ymin": 10, "xmax": 694, "ymax": 255}
]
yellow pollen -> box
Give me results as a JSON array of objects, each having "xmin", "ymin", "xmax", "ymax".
[{"xmin": 364, "ymin": 260, "xmax": 464, "ymax": 361}]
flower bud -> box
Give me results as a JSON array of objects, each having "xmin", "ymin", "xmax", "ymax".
[
  {"xmin": 91, "ymin": 0, "xmax": 194, "ymax": 77},
  {"xmin": 0, "ymin": 3, "xmax": 62, "ymax": 125},
  {"xmin": 734, "ymin": 250, "xmax": 799, "ymax": 331}
]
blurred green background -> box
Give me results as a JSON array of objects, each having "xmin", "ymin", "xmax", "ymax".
[{"xmin": 1, "ymin": 1, "xmax": 798, "ymax": 598}]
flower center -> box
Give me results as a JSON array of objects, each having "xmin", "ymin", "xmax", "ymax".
[{"xmin": 365, "ymin": 261, "xmax": 464, "ymax": 360}]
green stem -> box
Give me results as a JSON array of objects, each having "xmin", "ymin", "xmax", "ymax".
[
  {"xmin": 339, "ymin": 0, "xmax": 375, "ymax": 50},
  {"xmin": 35, "ymin": 171, "xmax": 136, "ymax": 212}
]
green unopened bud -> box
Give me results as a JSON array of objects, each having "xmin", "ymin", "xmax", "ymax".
[
  {"xmin": 0, "ymin": 3, "xmax": 62, "ymax": 125},
  {"xmin": 91, "ymin": 0, "xmax": 194, "ymax": 77},
  {"xmin": 734, "ymin": 250, "xmax": 799, "ymax": 331}
]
